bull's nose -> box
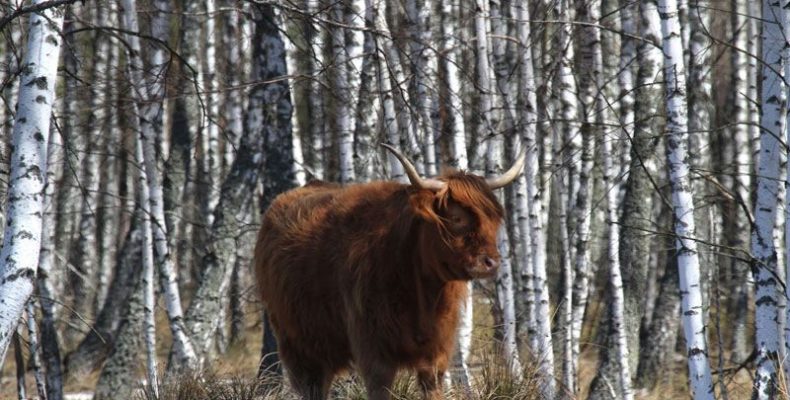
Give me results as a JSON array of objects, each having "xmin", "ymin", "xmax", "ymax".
[{"xmin": 480, "ymin": 255, "xmax": 499, "ymax": 270}]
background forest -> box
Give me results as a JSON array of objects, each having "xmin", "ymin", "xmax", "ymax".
[{"xmin": 0, "ymin": 0, "xmax": 784, "ymax": 399}]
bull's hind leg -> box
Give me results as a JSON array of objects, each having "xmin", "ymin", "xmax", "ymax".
[
  {"xmin": 359, "ymin": 362, "xmax": 397, "ymax": 400},
  {"xmin": 286, "ymin": 363, "xmax": 332, "ymax": 400},
  {"xmin": 278, "ymin": 338, "xmax": 333, "ymax": 400}
]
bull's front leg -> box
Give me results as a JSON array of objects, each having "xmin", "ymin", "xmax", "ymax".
[{"xmin": 416, "ymin": 367, "xmax": 446, "ymax": 400}]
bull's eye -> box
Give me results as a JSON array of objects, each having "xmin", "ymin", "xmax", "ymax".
[{"xmin": 443, "ymin": 202, "xmax": 475, "ymax": 235}]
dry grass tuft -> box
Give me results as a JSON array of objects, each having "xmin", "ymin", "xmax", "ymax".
[{"xmin": 138, "ymin": 371, "xmax": 261, "ymax": 400}]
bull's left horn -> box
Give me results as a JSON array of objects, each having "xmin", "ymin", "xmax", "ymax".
[
  {"xmin": 381, "ymin": 144, "xmax": 446, "ymax": 190},
  {"xmin": 486, "ymin": 146, "xmax": 527, "ymax": 189}
]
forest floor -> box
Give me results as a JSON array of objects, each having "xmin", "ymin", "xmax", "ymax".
[{"xmin": 1, "ymin": 293, "xmax": 756, "ymax": 399}]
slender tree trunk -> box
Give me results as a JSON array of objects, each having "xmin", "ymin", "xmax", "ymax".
[
  {"xmin": 119, "ymin": 0, "xmax": 200, "ymax": 371},
  {"xmin": 184, "ymin": 1, "xmax": 295, "ymax": 367},
  {"xmin": 136, "ymin": 137, "xmax": 159, "ymax": 395},
  {"xmin": 601, "ymin": 129, "xmax": 634, "ymax": 400},
  {"xmin": 486, "ymin": 135, "xmax": 522, "ymax": 378},
  {"xmin": 514, "ymin": 0, "xmax": 538, "ymax": 353},
  {"xmin": 729, "ymin": 0, "xmax": 754, "ymax": 364},
  {"xmin": 331, "ymin": 0, "xmax": 355, "ymax": 183},
  {"xmin": 514, "ymin": 1, "xmax": 553, "ymax": 394},
  {"xmin": 70, "ymin": 5, "xmax": 108, "ymax": 324},
  {"xmin": 407, "ymin": 0, "xmax": 439, "ymax": 177},
  {"xmin": 305, "ymin": 0, "xmax": 327, "ymax": 180},
  {"xmin": 783, "ymin": 0, "xmax": 790, "ymax": 381},
  {"xmin": 637, "ymin": 231, "xmax": 681, "ymax": 388},
  {"xmin": 351, "ymin": 0, "xmax": 379, "ymax": 181},
  {"xmin": 442, "ymin": 0, "xmax": 471, "ymax": 388},
  {"xmin": 14, "ymin": 328, "xmax": 26, "ymax": 400},
  {"xmin": 38, "ymin": 127, "xmax": 63, "ymax": 400},
  {"xmin": 201, "ymin": 0, "xmax": 221, "ymax": 225},
  {"xmin": 0, "ymin": 0, "xmax": 63, "ymax": 364},
  {"xmin": 94, "ymin": 264, "xmax": 144, "ymax": 400},
  {"xmin": 27, "ymin": 300, "xmax": 48, "ymax": 400},
  {"xmin": 687, "ymin": 0, "xmax": 713, "ymax": 321},
  {"xmin": 751, "ymin": 0, "xmax": 786, "ymax": 397},
  {"xmin": 372, "ymin": 0, "xmax": 404, "ymax": 181},
  {"xmin": 659, "ymin": 0, "xmax": 715, "ymax": 397}
]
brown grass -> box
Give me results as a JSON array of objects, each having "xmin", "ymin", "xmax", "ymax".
[{"xmin": 0, "ymin": 288, "xmax": 758, "ymax": 399}]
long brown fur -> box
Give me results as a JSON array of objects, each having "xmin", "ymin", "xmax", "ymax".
[{"xmin": 254, "ymin": 172, "xmax": 505, "ymax": 400}]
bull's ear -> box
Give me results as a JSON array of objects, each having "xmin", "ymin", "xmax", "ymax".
[{"xmin": 409, "ymin": 190, "xmax": 442, "ymax": 224}]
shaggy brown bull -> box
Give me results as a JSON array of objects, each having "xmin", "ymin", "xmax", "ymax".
[{"xmin": 254, "ymin": 145, "xmax": 524, "ymax": 400}]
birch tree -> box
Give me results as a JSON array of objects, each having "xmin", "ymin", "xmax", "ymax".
[
  {"xmin": 371, "ymin": 0, "xmax": 404, "ymax": 181},
  {"xmin": 332, "ymin": 0, "xmax": 354, "ymax": 183},
  {"xmin": 135, "ymin": 137, "xmax": 159, "ymax": 395},
  {"xmin": 748, "ymin": 0, "xmax": 787, "ymax": 397},
  {"xmin": 37, "ymin": 127, "xmax": 63, "ymax": 400},
  {"xmin": 781, "ymin": 0, "xmax": 790, "ymax": 384},
  {"xmin": 569, "ymin": 0, "xmax": 602, "ymax": 392},
  {"xmin": 591, "ymin": 1, "xmax": 663, "ymax": 394},
  {"xmin": 602, "ymin": 132, "xmax": 634, "ymax": 400},
  {"xmin": 0, "ymin": 0, "xmax": 63, "ymax": 364},
  {"xmin": 199, "ymin": 0, "xmax": 222, "ymax": 227},
  {"xmin": 119, "ymin": 0, "xmax": 200, "ymax": 370},
  {"xmin": 659, "ymin": 0, "xmax": 715, "ymax": 397},
  {"xmin": 729, "ymin": 0, "xmax": 754, "ymax": 364},
  {"xmin": 183, "ymin": 1, "xmax": 295, "ymax": 364},
  {"xmin": 486, "ymin": 138, "xmax": 522, "ymax": 378}
]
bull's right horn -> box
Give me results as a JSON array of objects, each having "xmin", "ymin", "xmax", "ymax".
[
  {"xmin": 381, "ymin": 144, "xmax": 446, "ymax": 191},
  {"xmin": 485, "ymin": 146, "xmax": 527, "ymax": 190}
]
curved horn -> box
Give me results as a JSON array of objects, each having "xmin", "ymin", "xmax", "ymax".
[
  {"xmin": 486, "ymin": 146, "xmax": 527, "ymax": 189},
  {"xmin": 381, "ymin": 144, "xmax": 445, "ymax": 190}
]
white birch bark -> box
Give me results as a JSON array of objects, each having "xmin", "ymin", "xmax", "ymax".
[
  {"xmin": 352, "ymin": 0, "xmax": 379, "ymax": 180},
  {"xmin": 513, "ymin": 3, "xmax": 553, "ymax": 393},
  {"xmin": 306, "ymin": 0, "xmax": 326, "ymax": 180},
  {"xmin": 602, "ymin": 132, "xmax": 634, "ymax": 400},
  {"xmin": 69, "ymin": 5, "xmax": 109, "ymax": 321},
  {"xmin": 568, "ymin": 128, "xmax": 594, "ymax": 394},
  {"xmin": 781, "ymin": 0, "xmax": 790, "ymax": 383},
  {"xmin": 37, "ymin": 127, "xmax": 62, "ymax": 400},
  {"xmin": 515, "ymin": 0, "xmax": 541, "ymax": 367},
  {"xmin": 442, "ymin": 0, "xmax": 471, "ymax": 388},
  {"xmin": 136, "ymin": 138, "xmax": 159, "ymax": 395},
  {"xmin": 346, "ymin": 0, "xmax": 364, "ymax": 134},
  {"xmin": 659, "ymin": 0, "xmax": 715, "ymax": 397},
  {"xmin": 407, "ymin": 0, "xmax": 439, "ymax": 176},
  {"xmin": 222, "ymin": 4, "xmax": 244, "ymax": 173},
  {"xmin": 26, "ymin": 300, "xmax": 47, "ymax": 400},
  {"xmin": 374, "ymin": 5, "xmax": 423, "ymax": 174},
  {"xmin": 0, "ymin": 1, "xmax": 63, "ymax": 365},
  {"xmin": 332, "ymin": 0, "xmax": 355, "ymax": 183},
  {"xmin": 569, "ymin": 0, "xmax": 603, "ymax": 391},
  {"xmin": 371, "ymin": 0, "xmax": 404, "ymax": 181},
  {"xmin": 730, "ymin": 0, "xmax": 754, "ymax": 364},
  {"xmin": 748, "ymin": 0, "xmax": 761, "ymax": 166},
  {"xmin": 95, "ymin": 0, "xmax": 121, "ymax": 309},
  {"xmin": 750, "ymin": 0, "xmax": 786, "ymax": 397},
  {"xmin": 486, "ymin": 136, "xmax": 522, "ymax": 378},
  {"xmin": 119, "ymin": 0, "xmax": 199, "ymax": 370},
  {"xmin": 184, "ymin": 2, "xmax": 294, "ymax": 366},
  {"xmin": 202, "ymin": 0, "xmax": 221, "ymax": 224},
  {"xmin": 554, "ymin": 158, "xmax": 575, "ymax": 393},
  {"xmin": 555, "ymin": 0, "xmax": 580, "ymax": 214},
  {"xmin": 444, "ymin": 0, "xmax": 468, "ymax": 173},
  {"xmin": 617, "ymin": 0, "xmax": 636, "ymax": 187}
]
